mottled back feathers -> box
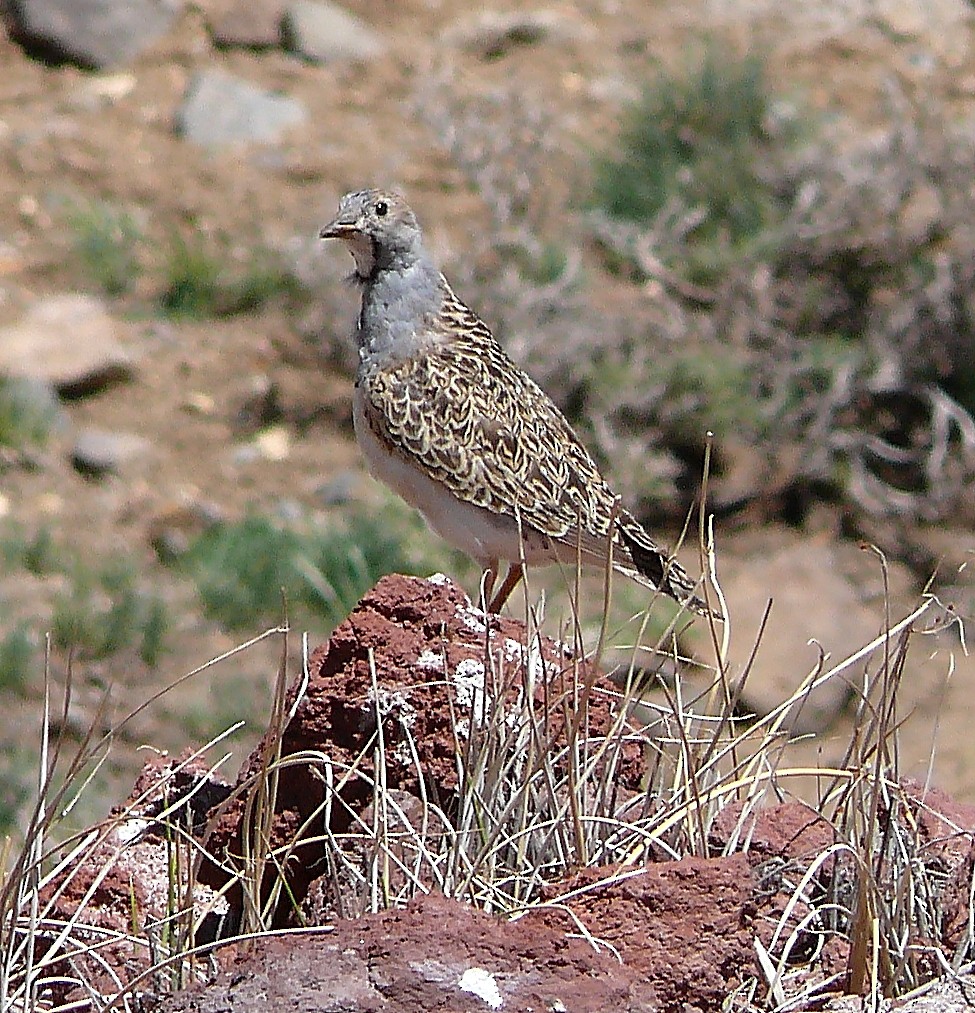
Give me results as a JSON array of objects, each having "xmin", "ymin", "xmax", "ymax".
[
  {"xmin": 321, "ymin": 188, "xmax": 714, "ymax": 615},
  {"xmin": 358, "ymin": 280, "xmax": 708, "ymax": 612}
]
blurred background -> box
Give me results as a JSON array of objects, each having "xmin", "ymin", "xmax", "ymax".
[{"xmin": 1, "ymin": 0, "xmax": 974, "ymax": 833}]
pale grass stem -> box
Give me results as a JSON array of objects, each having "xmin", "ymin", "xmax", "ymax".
[{"xmin": 1, "ymin": 512, "xmax": 968, "ymax": 1012}]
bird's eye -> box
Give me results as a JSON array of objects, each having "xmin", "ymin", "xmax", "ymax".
[{"xmin": 375, "ymin": 200, "xmax": 388, "ymax": 217}]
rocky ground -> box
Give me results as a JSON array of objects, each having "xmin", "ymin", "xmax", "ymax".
[
  {"xmin": 25, "ymin": 575, "xmax": 975, "ymax": 1012},
  {"xmin": 4, "ymin": 0, "xmax": 975, "ymax": 1005},
  {"xmin": 0, "ymin": 0, "xmax": 974, "ymax": 822}
]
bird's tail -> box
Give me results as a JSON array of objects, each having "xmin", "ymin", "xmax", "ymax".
[{"xmin": 617, "ymin": 510, "xmax": 722, "ymax": 620}]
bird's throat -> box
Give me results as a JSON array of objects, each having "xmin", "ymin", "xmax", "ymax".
[
  {"xmin": 345, "ymin": 233, "xmax": 377, "ymax": 281},
  {"xmin": 356, "ymin": 256, "xmax": 444, "ymax": 367}
]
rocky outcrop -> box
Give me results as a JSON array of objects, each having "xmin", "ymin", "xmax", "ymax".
[
  {"xmin": 24, "ymin": 576, "xmax": 975, "ymax": 1012},
  {"xmin": 199, "ymin": 572, "xmax": 647, "ymax": 911},
  {"xmin": 157, "ymin": 893, "xmax": 660, "ymax": 1013}
]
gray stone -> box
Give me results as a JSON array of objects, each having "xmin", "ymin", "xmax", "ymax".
[
  {"xmin": 281, "ymin": 1, "xmax": 382, "ymax": 63},
  {"xmin": 11, "ymin": 0, "xmax": 181, "ymax": 69},
  {"xmin": 275, "ymin": 498, "xmax": 303, "ymax": 522},
  {"xmin": 211, "ymin": 0, "xmax": 283, "ymax": 49},
  {"xmin": 0, "ymin": 294, "xmax": 136, "ymax": 396},
  {"xmin": 71, "ymin": 427, "xmax": 151, "ymax": 476},
  {"xmin": 65, "ymin": 72, "xmax": 137, "ymax": 112},
  {"xmin": 315, "ymin": 470, "xmax": 358, "ymax": 506},
  {"xmin": 175, "ymin": 69, "xmax": 308, "ymax": 147}
]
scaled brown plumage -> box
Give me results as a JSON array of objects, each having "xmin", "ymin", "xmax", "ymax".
[{"xmin": 321, "ymin": 189, "xmax": 717, "ymax": 616}]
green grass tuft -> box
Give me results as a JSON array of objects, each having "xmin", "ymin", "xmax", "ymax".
[
  {"xmin": 160, "ymin": 233, "xmax": 300, "ymax": 319},
  {"xmin": 0, "ymin": 378, "xmax": 60, "ymax": 451},
  {"xmin": 0, "ymin": 624, "xmax": 34, "ymax": 693},
  {"xmin": 50, "ymin": 559, "xmax": 170, "ymax": 665},
  {"xmin": 159, "ymin": 233, "xmax": 224, "ymax": 318},
  {"xmin": 21, "ymin": 527, "xmax": 59, "ymax": 575},
  {"xmin": 183, "ymin": 511, "xmax": 419, "ymax": 632},
  {"xmin": 1, "ymin": 524, "xmax": 170, "ymax": 670},
  {"xmin": 1, "ymin": 524, "xmax": 74, "ymax": 577},
  {"xmin": 593, "ymin": 46, "xmax": 795, "ymax": 282},
  {"xmin": 68, "ymin": 199, "xmax": 144, "ymax": 297}
]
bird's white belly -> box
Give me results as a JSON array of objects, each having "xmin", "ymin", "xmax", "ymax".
[{"xmin": 353, "ymin": 389, "xmax": 554, "ymax": 567}]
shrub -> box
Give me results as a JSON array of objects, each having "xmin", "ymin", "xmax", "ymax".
[
  {"xmin": 593, "ymin": 47, "xmax": 797, "ymax": 283},
  {"xmin": 68, "ymin": 199, "xmax": 143, "ymax": 297},
  {"xmin": 183, "ymin": 510, "xmax": 421, "ymax": 632}
]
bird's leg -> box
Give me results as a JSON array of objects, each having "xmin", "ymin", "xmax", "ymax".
[{"xmin": 488, "ymin": 563, "xmax": 524, "ymax": 613}]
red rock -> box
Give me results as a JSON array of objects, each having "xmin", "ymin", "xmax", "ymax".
[
  {"xmin": 710, "ymin": 799, "xmax": 837, "ymax": 863},
  {"xmin": 156, "ymin": 893, "xmax": 657, "ymax": 1012},
  {"xmin": 31, "ymin": 752, "xmax": 232, "ymax": 1008},
  {"xmin": 200, "ymin": 573, "xmax": 646, "ymax": 918},
  {"xmin": 534, "ymin": 855, "xmax": 757, "ymax": 1011},
  {"xmin": 27, "ymin": 578, "xmax": 975, "ymax": 1012}
]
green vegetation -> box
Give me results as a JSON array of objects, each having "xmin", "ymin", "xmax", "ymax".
[
  {"xmin": 578, "ymin": 45, "xmax": 975, "ymax": 525},
  {"xmin": 0, "ymin": 377, "xmax": 60, "ymax": 450},
  {"xmin": 222, "ymin": 248, "xmax": 304, "ymax": 316},
  {"xmin": 68, "ymin": 199, "xmax": 144, "ymax": 297},
  {"xmin": 593, "ymin": 47, "xmax": 795, "ymax": 283},
  {"xmin": 65, "ymin": 197, "xmax": 302, "ymax": 318},
  {"xmin": 20, "ymin": 527, "xmax": 59, "ymax": 575},
  {"xmin": 592, "ymin": 47, "xmax": 805, "ymax": 288},
  {"xmin": 175, "ymin": 673, "xmax": 265, "ymax": 745},
  {"xmin": 159, "ymin": 233, "xmax": 223, "ymax": 318},
  {"xmin": 653, "ymin": 349, "xmax": 764, "ymax": 440},
  {"xmin": 183, "ymin": 510, "xmax": 420, "ymax": 632},
  {"xmin": 511, "ymin": 241, "xmax": 571, "ymax": 286},
  {"xmin": 0, "ymin": 526, "xmax": 62, "ymax": 577},
  {"xmin": 0, "ymin": 524, "xmax": 169, "ymax": 668},
  {"xmin": 0, "ymin": 624, "xmax": 34, "ymax": 693},
  {"xmin": 0, "ymin": 746, "xmax": 33, "ymax": 838},
  {"xmin": 51, "ymin": 559, "xmax": 169, "ymax": 665},
  {"xmin": 159, "ymin": 233, "xmax": 300, "ymax": 319},
  {"xmin": 0, "ymin": 525, "xmax": 62, "ymax": 574},
  {"xmin": 159, "ymin": 233, "xmax": 301, "ymax": 318}
]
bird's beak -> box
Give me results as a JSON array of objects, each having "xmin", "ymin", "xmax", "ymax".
[{"xmin": 319, "ymin": 216, "xmax": 357, "ymax": 240}]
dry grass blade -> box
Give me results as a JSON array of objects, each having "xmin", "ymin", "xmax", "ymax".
[
  {"xmin": 0, "ymin": 626, "xmax": 291, "ymax": 1011},
  {"xmin": 2, "ymin": 498, "xmax": 969, "ymax": 1013}
]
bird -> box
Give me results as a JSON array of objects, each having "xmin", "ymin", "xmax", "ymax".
[{"xmin": 319, "ymin": 188, "xmax": 717, "ymax": 617}]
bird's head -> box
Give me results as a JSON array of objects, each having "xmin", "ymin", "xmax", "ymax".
[{"xmin": 319, "ymin": 189, "xmax": 422, "ymax": 282}]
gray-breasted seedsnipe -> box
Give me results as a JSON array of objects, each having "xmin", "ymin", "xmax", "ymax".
[{"xmin": 320, "ymin": 188, "xmax": 717, "ymax": 617}]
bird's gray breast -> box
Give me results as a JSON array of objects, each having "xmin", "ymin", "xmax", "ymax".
[{"xmin": 357, "ymin": 265, "xmax": 446, "ymax": 366}]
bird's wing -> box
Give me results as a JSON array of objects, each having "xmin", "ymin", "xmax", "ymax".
[
  {"xmin": 360, "ymin": 288, "xmax": 714, "ymax": 614},
  {"xmin": 360, "ymin": 309, "xmax": 713, "ymax": 613},
  {"xmin": 360, "ymin": 304, "xmax": 621, "ymax": 553}
]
